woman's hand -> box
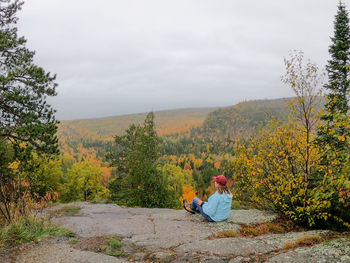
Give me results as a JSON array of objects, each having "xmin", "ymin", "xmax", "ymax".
[{"xmin": 197, "ymin": 199, "xmax": 203, "ymax": 206}]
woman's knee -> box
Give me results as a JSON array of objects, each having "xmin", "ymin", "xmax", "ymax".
[{"xmin": 192, "ymin": 197, "xmax": 199, "ymax": 204}]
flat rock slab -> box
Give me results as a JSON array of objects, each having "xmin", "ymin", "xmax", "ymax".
[
  {"xmin": 227, "ymin": 209, "xmax": 277, "ymax": 224},
  {"xmin": 53, "ymin": 203, "xmax": 247, "ymax": 249},
  {"xmin": 265, "ymin": 237, "xmax": 350, "ymax": 263},
  {"xmin": 8, "ymin": 203, "xmax": 349, "ymax": 263},
  {"xmin": 175, "ymin": 230, "xmax": 330, "ymax": 257},
  {"xmin": 8, "ymin": 242, "xmax": 129, "ymax": 263}
]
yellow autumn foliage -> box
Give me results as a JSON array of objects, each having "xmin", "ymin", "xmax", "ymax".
[{"xmin": 229, "ymin": 118, "xmax": 349, "ymax": 228}]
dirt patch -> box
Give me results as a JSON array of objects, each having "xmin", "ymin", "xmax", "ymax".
[
  {"xmin": 73, "ymin": 235, "xmax": 132, "ymax": 259},
  {"xmin": 208, "ymin": 230, "xmax": 240, "ymax": 239},
  {"xmin": 48, "ymin": 205, "xmax": 81, "ymax": 217}
]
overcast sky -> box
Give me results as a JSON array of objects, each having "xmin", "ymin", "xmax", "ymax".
[{"xmin": 17, "ymin": 0, "xmax": 342, "ymax": 120}]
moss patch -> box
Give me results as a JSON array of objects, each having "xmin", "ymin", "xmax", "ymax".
[{"xmin": 73, "ymin": 235, "xmax": 129, "ymax": 258}]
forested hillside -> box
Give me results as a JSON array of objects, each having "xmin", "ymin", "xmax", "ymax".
[
  {"xmin": 57, "ymin": 107, "xmax": 215, "ymax": 155},
  {"xmin": 57, "ymin": 98, "xmax": 299, "ymax": 159},
  {"xmin": 198, "ymin": 98, "xmax": 291, "ymax": 139},
  {"xmin": 161, "ymin": 97, "xmax": 314, "ymax": 156}
]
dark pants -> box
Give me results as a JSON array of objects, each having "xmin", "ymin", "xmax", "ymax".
[{"xmin": 191, "ymin": 197, "xmax": 214, "ymax": 222}]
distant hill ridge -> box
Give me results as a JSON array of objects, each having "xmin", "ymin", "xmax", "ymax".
[
  {"xmin": 57, "ymin": 107, "xmax": 217, "ymax": 144},
  {"xmin": 57, "ymin": 97, "xmax": 296, "ymax": 142}
]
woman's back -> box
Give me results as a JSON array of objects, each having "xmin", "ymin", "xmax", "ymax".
[{"xmin": 202, "ymin": 191, "xmax": 232, "ymax": 222}]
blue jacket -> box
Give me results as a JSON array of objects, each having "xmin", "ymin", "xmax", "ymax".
[{"xmin": 202, "ymin": 191, "xmax": 232, "ymax": 222}]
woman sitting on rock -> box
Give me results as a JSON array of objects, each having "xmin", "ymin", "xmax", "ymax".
[{"xmin": 183, "ymin": 175, "xmax": 232, "ymax": 222}]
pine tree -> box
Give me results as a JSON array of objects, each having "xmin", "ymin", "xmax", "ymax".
[{"xmin": 0, "ymin": 0, "xmax": 59, "ymax": 156}]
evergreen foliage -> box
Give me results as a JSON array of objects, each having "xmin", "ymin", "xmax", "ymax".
[
  {"xmin": 313, "ymin": 1, "xmax": 350, "ymax": 228},
  {"xmin": 316, "ymin": 1, "xmax": 350, "ymax": 159},
  {"xmin": 325, "ymin": 2, "xmax": 350, "ymax": 115},
  {"xmin": 0, "ymin": 0, "xmax": 59, "ymax": 155},
  {"xmin": 107, "ymin": 113, "xmax": 175, "ymax": 208},
  {"xmin": 0, "ymin": 137, "xmax": 13, "ymax": 179}
]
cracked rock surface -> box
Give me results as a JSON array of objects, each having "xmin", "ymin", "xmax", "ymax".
[
  {"xmin": 264, "ymin": 237, "xmax": 350, "ymax": 263},
  {"xmin": 4, "ymin": 203, "xmax": 350, "ymax": 262},
  {"xmin": 13, "ymin": 241, "xmax": 129, "ymax": 263}
]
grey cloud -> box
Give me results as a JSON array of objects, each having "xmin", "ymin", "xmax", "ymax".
[{"xmin": 18, "ymin": 0, "xmax": 340, "ymax": 119}]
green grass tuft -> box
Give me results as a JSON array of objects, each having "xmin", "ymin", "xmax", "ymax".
[
  {"xmin": 105, "ymin": 249, "xmax": 128, "ymax": 257},
  {"xmin": 108, "ymin": 239, "xmax": 122, "ymax": 249},
  {"xmin": 68, "ymin": 238, "xmax": 79, "ymax": 245},
  {"xmin": 0, "ymin": 216, "xmax": 75, "ymax": 249}
]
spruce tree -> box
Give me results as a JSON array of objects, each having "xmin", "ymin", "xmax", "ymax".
[
  {"xmin": 107, "ymin": 112, "xmax": 174, "ymax": 208},
  {"xmin": 316, "ymin": 1, "xmax": 350, "ymax": 160},
  {"xmin": 313, "ymin": 1, "xmax": 350, "ymax": 229},
  {"xmin": 326, "ymin": 1, "xmax": 350, "ymax": 115}
]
